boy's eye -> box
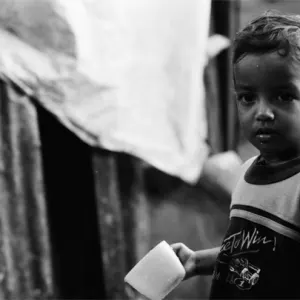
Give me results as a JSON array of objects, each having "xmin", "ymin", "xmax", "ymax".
[
  {"xmin": 276, "ymin": 92, "xmax": 295, "ymax": 102},
  {"xmin": 236, "ymin": 93, "xmax": 256, "ymax": 104}
]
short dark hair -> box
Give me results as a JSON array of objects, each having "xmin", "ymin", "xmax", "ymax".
[{"xmin": 233, "ymin": 11, "xmax": 300, "ymax": 64}]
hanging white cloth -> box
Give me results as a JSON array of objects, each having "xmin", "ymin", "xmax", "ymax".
[{"xmin": 0, "ymin": 0, "xmax": 212, "ymax": 183}]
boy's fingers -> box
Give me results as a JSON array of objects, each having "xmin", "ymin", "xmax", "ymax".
[
  {"xmin": 171, "ymin": 243, "xmax": 191, "ymax": 252},
  {"xmin": 170, "ymin": 243, "xmax": 183, "ymax": 254},
  {"xmin": 170, "ymin": 242, "xmax": 181, "ymax": 249},
  {"xmin": 170, "ymin": 243, "xmax": 193, "ymax": 263}
]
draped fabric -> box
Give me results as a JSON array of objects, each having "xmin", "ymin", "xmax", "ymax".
[{"xmin": 0, "ymin": 0, "xmax": 211, "ymax": 184}]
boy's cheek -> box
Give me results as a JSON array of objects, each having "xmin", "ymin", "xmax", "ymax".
[{"xmin": 239, "ymin": 121, "xmax": 252, "ymax": 136}]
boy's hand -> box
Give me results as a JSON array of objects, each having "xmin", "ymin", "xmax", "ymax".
[{"xmin": 171, "ymin": 243, "xmax": 196, "ymax": 280}]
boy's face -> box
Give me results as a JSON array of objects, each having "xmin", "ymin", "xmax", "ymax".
[{"xmin": 234, "ymin": 51, "xmax": 300, "ymax": 162}]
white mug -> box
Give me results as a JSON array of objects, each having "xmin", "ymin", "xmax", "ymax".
[{"xmin": 124, "ymin": 240, "xmax": 186, "ymax": 300}]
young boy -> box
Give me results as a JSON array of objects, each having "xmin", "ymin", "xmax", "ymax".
[{"xmin": 172, "ymin": 11, "xmax": 300, "ymax": 299}]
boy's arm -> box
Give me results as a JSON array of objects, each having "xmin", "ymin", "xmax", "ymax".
[{"xmin": 192, "ymin": 246, "xmax": 220, "ymax": 276}]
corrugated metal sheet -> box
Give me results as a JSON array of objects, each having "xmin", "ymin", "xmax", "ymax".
[
  {"xmin": 0, "ymin": 80, "xmax": 54, "ymax": 299},
  {"xmin": 93, "ymin": 151, "xmax": 150, "ymax": 299},
  {"xmin": 0, "ymin": 78, "xmax": 145, "ymax": 299}
]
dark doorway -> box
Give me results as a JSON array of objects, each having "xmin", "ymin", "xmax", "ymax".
[{"xmin": 37, "ymin": 104, "xmax": 105, "ymax": 299}]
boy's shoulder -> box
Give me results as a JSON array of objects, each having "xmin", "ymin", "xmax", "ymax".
[
  {"xmin": 235, "ymin": 155, "xmax": 258, "ymax": 180},
  {"xmin": 242, "ymin": 155, "xmax": 258, "ymax": 169}
]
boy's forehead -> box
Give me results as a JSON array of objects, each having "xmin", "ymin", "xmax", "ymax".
[{"xmin": 234, "ymin": 52, "xmax": 300, "ymax": 87}]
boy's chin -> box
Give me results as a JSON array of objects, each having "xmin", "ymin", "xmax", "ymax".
[
  {"xmin": 251, "ymin": 138, "xmax": 281, "ymax": 151},
  {"xmin": 251, "ymin": 141, "xmax": 284, "ymax": 158}
]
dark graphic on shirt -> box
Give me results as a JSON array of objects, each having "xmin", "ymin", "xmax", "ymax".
[
  {"xmin": 216, "ymin": 253, "xmax": 260, "ymax": 290},
  {"xmin": 212, "ymin": 227, "xmax": 276, "ymax": 291}
]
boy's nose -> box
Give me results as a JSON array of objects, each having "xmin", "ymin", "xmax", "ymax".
[{"xmin": 255, "ymin": 100, "xmax": 275, "ymax": 121}]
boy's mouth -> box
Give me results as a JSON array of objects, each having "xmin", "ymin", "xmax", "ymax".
[{"xmin": 255, "ymin": 128, "xmax": 278, "ymax": 142}]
